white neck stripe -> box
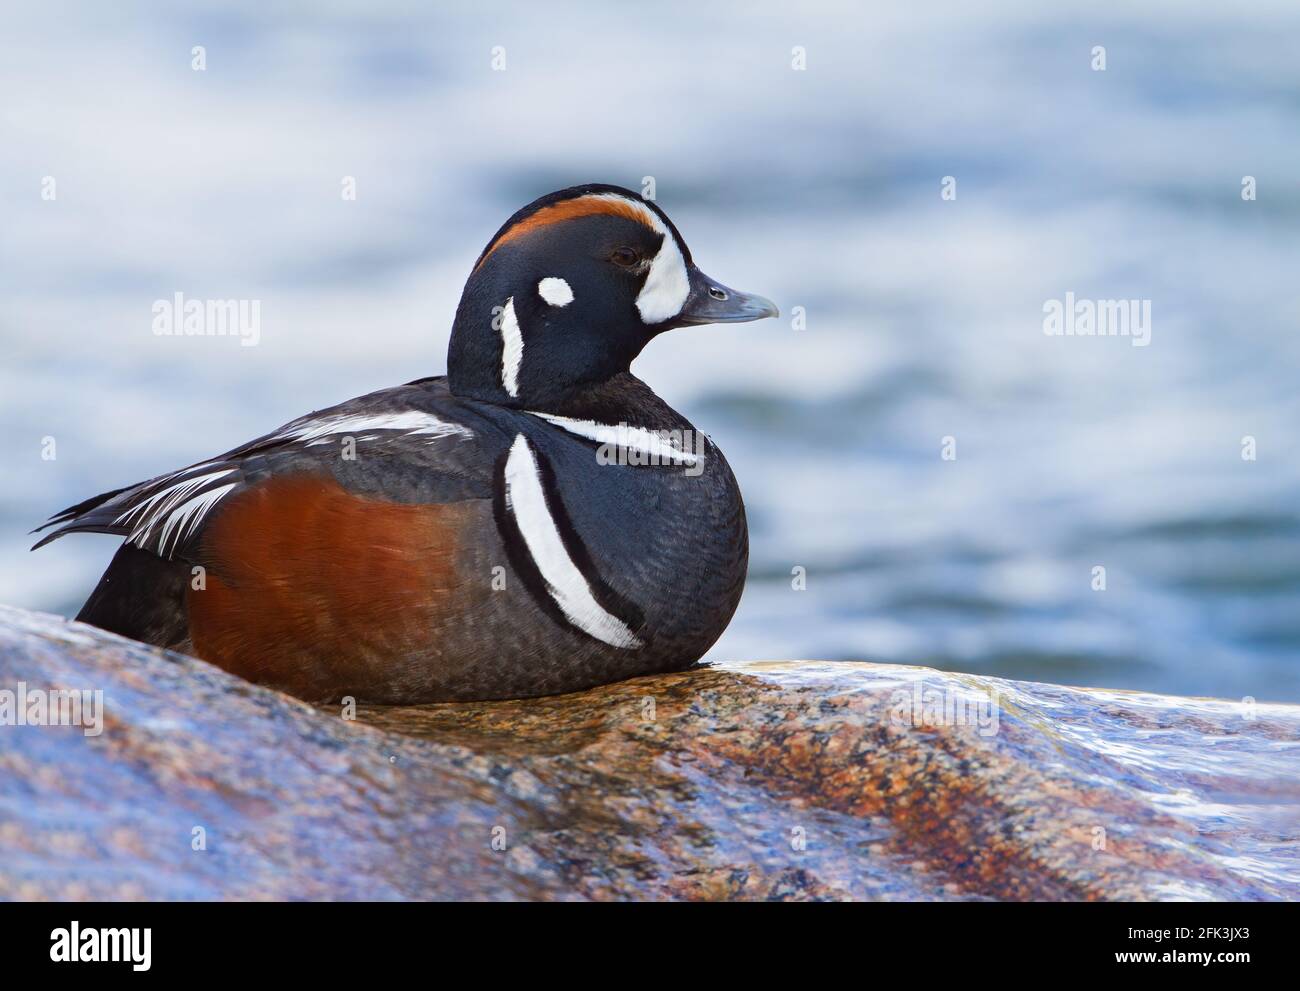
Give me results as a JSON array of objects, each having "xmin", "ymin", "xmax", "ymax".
[{"xmin": 500, "ymin": 297, "xmax": 522, "ymax": 397}]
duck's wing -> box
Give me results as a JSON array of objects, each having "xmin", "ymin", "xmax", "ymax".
[
  {"xmin": 32, "ymin": 379, "xmax": 500, "ymax": 658},
  {"xmin": 31, "ymin": 379, "xmax": 488, "ymax": 559}
]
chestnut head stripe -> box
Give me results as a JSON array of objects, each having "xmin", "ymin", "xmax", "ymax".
[{"xmin": 475, "ymin": 193, "xmax": 662, "ymax": 272}]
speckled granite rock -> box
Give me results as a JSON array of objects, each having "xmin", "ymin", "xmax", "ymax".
[{"xmin": 1, "ymin": 605, "xmax": 1296, "ymax": 900}]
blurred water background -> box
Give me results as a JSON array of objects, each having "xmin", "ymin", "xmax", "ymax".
[{"xmin": 2, "ymin": 1, "xmax": 1298, "ymax": 701}]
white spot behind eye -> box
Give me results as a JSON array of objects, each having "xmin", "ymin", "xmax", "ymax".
[{"xmin": 538, "ymin": 277, "xmax": 574, "ymax": 307}]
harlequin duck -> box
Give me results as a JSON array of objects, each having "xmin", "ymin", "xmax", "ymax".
[{"xmin": 33, "ymin": 183, "xmax": 778, "ymax": 703}]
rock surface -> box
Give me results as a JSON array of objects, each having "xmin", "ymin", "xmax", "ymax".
[{"xmin": 1, "ymin": 604, "xmax": 1296, "ymax": 900}]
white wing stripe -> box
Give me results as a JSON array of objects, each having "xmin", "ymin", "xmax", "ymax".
[
  {"xmin": 116, "ymin": 469, "xmax": 235, "ymax": 529},
  {"xmin": 110, "ymin": 410, "xmax": 472, "ymax": 558},
  {"xmin": 158, "ymin": 482, "xmax": 238, "ymax": 558},
  {"xmin": 278, "ymin": 411, "xmax": 473, "ymax": 445},
  {"xmin": 115, "ymin": 468, "xmax": 238, "ymax": 557}
]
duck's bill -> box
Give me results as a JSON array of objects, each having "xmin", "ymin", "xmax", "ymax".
[{"xmin": 674, "ymin": 268, "xmax": 780, "ymax": 325}]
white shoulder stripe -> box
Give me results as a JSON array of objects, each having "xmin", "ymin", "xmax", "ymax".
[
  {"xmin": 504, "ymin": 434, "xmax": 643, "ymax": 649},
  {"xmin": 500, "ymin": 297, "xmax": 522, "ymax": 397},
  {"xmin": 528, "ymin": 413, "xmax": 702, "ymax": 466}
]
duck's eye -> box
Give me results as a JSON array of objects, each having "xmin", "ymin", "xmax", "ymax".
[{"xmin": 610, "ymin": 247, "xmax": 640, "ymax": 268}]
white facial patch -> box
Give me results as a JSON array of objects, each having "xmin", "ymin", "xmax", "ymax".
[
  {"xmin": 499, "ymin": 296, "xmax": 522, "ymax": 397},
  {"xmin": 503, "ymin": 434, "xmax": 643, "ymax": 649},
  {"xmin": 635, "ymin": 234, "xmax": 690, "ymax": 324},
  {"xmin": 537, "ymin": 277, "xmax": 574, "ymax": 307},
  {"xmin": 584, "ymin": 193, "xmax": 691, "ymax": 324}
]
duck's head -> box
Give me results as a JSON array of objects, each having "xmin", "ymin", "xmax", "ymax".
[{"xmin": 448, "ymin": 183, "xmax": 778, "ymax": 408}]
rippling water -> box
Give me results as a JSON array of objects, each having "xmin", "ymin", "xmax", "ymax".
[{"xmin": 2, "ymin": 1, "xmax": 1298, "ymax": 700}]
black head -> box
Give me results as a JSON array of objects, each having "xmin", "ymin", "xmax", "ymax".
[{"xmin": 447, "ymin": 183, "xmax": 778, "ymax": 409}]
